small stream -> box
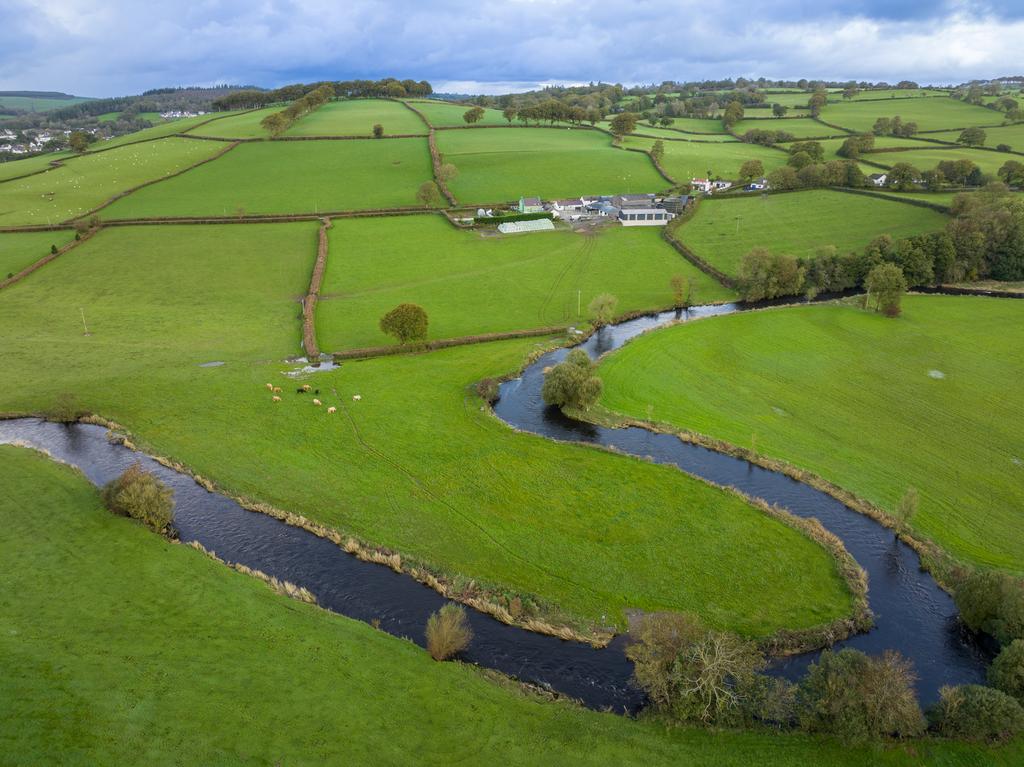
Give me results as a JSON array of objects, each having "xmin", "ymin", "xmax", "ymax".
[{"xmin": 0, "ymin": 298, "xmax": 994, "ymax": 712}]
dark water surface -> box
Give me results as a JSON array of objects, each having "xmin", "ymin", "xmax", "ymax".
[{"xmin": 0, "ymin": 300, "xmax": 993, "ymax": 711}]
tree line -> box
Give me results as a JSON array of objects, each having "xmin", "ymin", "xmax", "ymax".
[
  {"xmin": 211, "ymin": 78, "xmax": 433, "ymax": 111},
  {"xmin": 259, "ymin": 84, "xmax": 335, "ymax": 136}
]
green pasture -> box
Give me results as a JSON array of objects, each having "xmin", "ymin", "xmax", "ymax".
[
  {"xmin": 621, "ymin": 136, "xmax": 788, "ymax": 182},
  {"xmin": 732, "ymin": 118, "xmax": 845, "ymax": 139},
  {"xmin": 929, "ymin": 124, "xmax": 1024, "ymax": 151},
  {"xmin": 0, "ymin": 137, "xmax": 226, "ymax": 225},
  {"xmin": 4, "ymin": 447, "xmax": 1018, "ymax": 766},
  {"xmin": 438, "ymin": 128, "xmax": 667, "ymax": 202},
  {"xmin": 96, "ymin": 113, "xmax": 229, "ymax": 149},
  {"xmin": 0, "ymin": 223, "xmax": 850, "ymax": 633},
  {"xmin": 103, "ymin": 138, "xmax": 435, "ymax": 218},
  {"xmin": 847, "ymin": 89, "xmax": 950, "ymax": 102},
  {"xmin": 0, "ymin": 151, "xmax": 69, "ymax": 182},
  {"xmin": 820, "ymin": 98, "xmax": 1001, "ymax": 133},
  {"xmin": 0, "ymin": 94, "xmax": 92, "ymax": 113},
  {"xmin": 316, "ymin": 215, "xmax": 734, "ymax": 350},
  {"xmin": 596, "ymin": 296, "xmax": 1024, "ymax": 571},
  {"xmin": 286, "ymin": 99, "xmax": 425, "ymax": 136},
  {"xmin": 677, "ymin": 190, "xmax": 947, "ymax": 276},
  {"xmin": 0, "ymin": 230, "xmax": 73, "ymax": 278},
  {"xmin": 809, "ymin": 136, "xmax": 937, "ymax": 163},
  {"xmin": 606, "ymin": 117, "xmax": 728, "ymax": 135},
  {"xmin": 868, "ymin": 146, "xmax": 1011, "ymax": 176},
  {"xmin": 625, "ymin": 125, "xmax": 738, "ymax": 142},
  {"xmin": 407, "ymin": 99, "xmax": 509, "ymax": 127},
  {"xmin": 185, "ymin": 107, "xmax": 283, "ymax": 138}
]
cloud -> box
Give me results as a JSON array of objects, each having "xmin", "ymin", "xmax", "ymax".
[{"xmin": 0, "ymin": 0, "xmax": 1020, "ymax": 95}]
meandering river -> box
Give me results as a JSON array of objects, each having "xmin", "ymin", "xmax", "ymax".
[{"xmin": 0, "ymin": 299, "xmax": 993, "ymax": 712}]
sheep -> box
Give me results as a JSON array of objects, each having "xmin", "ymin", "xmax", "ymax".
[
  {"xmin": 313, "ymin": 398, "xmax": 322, "ymax": 406},
  {"xmin": 302, "ymin": 384, "xmax": 312, "ymax": 392},
  {"xmin": 272, "ymin": 386, "xmax": 282, "ymax": 394},
  {"xmin": 327, "ymin": 406, "xmax": 337, "ymax": 414},
  {"xmin": 265, "ymin": 383, "xmax": 274, "ymax": 390},
  {"xmin": 272, "ymin": 396, "xmax": 281, "ymax": 402},
  {"xmin": 352, "ymin": 394, "xmax": 362, "ymax": 401}
]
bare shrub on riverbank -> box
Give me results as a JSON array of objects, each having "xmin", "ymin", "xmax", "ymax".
[
  {"xmin": 426, "ymin": 603, "xmax": 473, "ymax": 660},
  {"xmin": 102, "ymin": 462, "xmax": 174, "ymax": 535}
]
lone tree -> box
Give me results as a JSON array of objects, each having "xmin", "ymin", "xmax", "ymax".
[
  {"xmin": 650, "ymin": 139, "xmax": 665, "ymax": 164},
  {"xmin": 68, "ymin": 131, "xmax": 91, "ymax": 153},
  {"xmin": 671, "ymin": 274, "xmax": 691, "ymax": 308},
  {"xmin": 437, "ymin": 162, "xmax": 459, "ymax": 184},
  {"xmin": 588, "ymin": 292, "xmax": 618, "ymax": 327},
  {"xmin": 722, "ymin": 100, "xmax": 744, "ymax": 129},
  {"xmin": 260, "ymin": 112, "xmax": 288, "ymax": 138},
  {"xmin": 416, "ymin": 180, "xmax": 442, "ymax": 207},
  {"xmin": 958, "ymin": 127, "xmax": 987, "ymax": 147},
  {"xmin": 380, "ymin": 303, "xmax": 428, "ymax": 344},
  {"xmin": 541, "ymin": 348, "xmax": 603, "ymax": 411},
  {"xmin": 102, "ymin": 462, "xmax": 175, "ymax": 535},
  {"xmin": 609, "ymin": 112, "xmax": 638, "ymax": 137},
  {"xmin": 864, "ymin": 263, "xmax": 908, "ymax": 317},
  {"xmin": 463, "ymin": 106, "xmax": 485, "ymax": 124},
  {"xmin": 502, "ymin": 106, "xmax": 517, "ymax": 124},
  {"xmin": 738, "ymin": 159, "xmax": 764, "ymax": 183},
  {"xmin": 372, "ymin": 123, "xmax": 384, "ymax": 138}
]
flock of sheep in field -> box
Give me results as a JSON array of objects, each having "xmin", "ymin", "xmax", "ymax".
[{"xmin": 265, "ymin": 381, "xmax": 360, "ymax": 413}]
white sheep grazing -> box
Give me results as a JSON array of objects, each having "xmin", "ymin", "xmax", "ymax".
[
  {"xmin": 313, "ymin": 398, "xmax": 322, "ymax": 406},
  {"xmin": 272, "ymin": 395, "xmax": 281, "ymax": 402},
  {"xmin": 272, "ymin": 386, "xmax": 282, "ymax": 394},
  {"xmin": 265, "ymin": 383, "xmax": 274, "ymax": 390},
  {"xmin": 302, "ymin": 384, "xmax": 312, "ymax": 392},
  {"xmin": 327, "ymin": 406, "xmax": 336, "ymax": 414},
  {"xmin": 352, "ymin": 394, "xmax": 362, "ymax": 401}
]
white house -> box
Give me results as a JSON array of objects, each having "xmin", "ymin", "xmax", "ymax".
[
  {"xmin": 869, "ymin": 173, "xmax": 888, "ymax": 187},
  {"xmin": 550, "ymin": 198, "xmax": 584, "ymax": 217},
  {"xmin": 691, "ymin": 178, "xmax": 713, "ymax": 193}
]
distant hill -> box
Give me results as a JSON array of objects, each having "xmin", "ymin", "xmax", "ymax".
[{"xmin": 0, "ymin": 90, "xmax": 87, "ymax": 99}]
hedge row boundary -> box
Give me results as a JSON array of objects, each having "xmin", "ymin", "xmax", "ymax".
[
  {"xmin": 330, "ymin": 326, "xmax": 566, "ymax": 360},
  {"xmin": 0, "ymin": 226, "xmax": 97, "ymax": 292},
  {"xmin": 302, "ymin": 217, "xmax": 331, "ymax": 358}
]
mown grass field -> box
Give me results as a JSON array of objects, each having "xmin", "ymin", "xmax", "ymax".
[
  {"xmin": 185, "ymin": 106, "xmax": 282, "ymax": 138},
  {"xmin": 438, "ymin": 128, "xmax": 667, "ymax": 202},
  {"xmin": 5, "ymin": 446, "xmax": 1018, "ymax": 767},
  {"xmin": 732, "ymin": 118, "xmax": 844, "ymax": 139},
  {"xmin": 820, "ymin": 98, "xmax": 1002, "ymax": 133},
  {"xmin": 596, "ymin": 296, "xmax": 1024, "ymax": 571},
  {"xmin": 622, "ymin": 136, "xmax": 788, "ymax": 183},
  {"xmin": 97, "ymin": 113, "xmax": 227, "ymax": 149},
  {"xmin": 316, "ymin": 215, "xmax": 735, "ymax": 350},
  {"xmin": 930, "ymin": 123, "xmax": 1024, "ymax": 150},
  {"xmin": 103, "ymin": 138, "xmax": 435, "ymax": 217},
  {"xmin": 286, "ymin": 98, "xmax": 425, "ymax": 136},
  {"xmin": 0, "ymin": 137, "xmax": 225, "ymax": 225},
  {"xmin": 0, "ymin": 223, "xmax": 851, "ymax": 633},
  {"xmin": 0, "ymin": 150, "xmax": 69, "ymax": 181},
  {"xmin": 677, "ymin": 190, "xmax": 948, "ymax": 276},
  {"xmin": 625, "ymin": 124, "xmax": 738, "ymax": 142},
  {"xmin": 0, "ymin": 230, "xmax": 73, "ymax": 277},
  {"xmin": 407, "ymin": 99, "xmax": 509, "ymax": 127}
]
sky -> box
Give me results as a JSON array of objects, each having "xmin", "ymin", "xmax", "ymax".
[{"xmin": 1, "ymin": 0, "xmax": 1022, "ymax": 96}]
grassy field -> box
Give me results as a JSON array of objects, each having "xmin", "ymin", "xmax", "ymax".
[
  {"xmin": 438, "ymin": 128, "xmax": 667, "ymax": 202},
  {"xmin": 605, "ymin": 118, "xmax": 728, "ymax": 136},
  {"xmin": 596, "ymin": 295, "xmax": 1024, "ymax": 571},
  {"xmin": 316, "ymin": 215, "xmax": 735, "ymax": 350},
  {"xmin": 820, "ymin": 98, "xmax": 1001, "ymax": 133},
  {"xmin": 809, "ymin": 136, "xmax": 934, "ymax": 162},
  {"xmin": 929, "ymin": 124, "xmax": 1024, "ymax": 151},
  {"xmin": 0, "ymin": 94, "xmax": 92, "ymax": 113},
  {"xmin": 868, "ymin": 146, "xmax": 1012, "ymax": 176},
  {"xmin": 677, "ymin": 190, "xmax": 948, "ymax": 276},
  {"xmin": 622, "ymin": 136, "xmax": 788, "ymax": 183},
  {"xmin": 95, "ymin": 113, "xmax": 230, "ymax": 149},
  {"xmin": 407, "ymin": 99, "xmax": 509, "ymax": 127},
  {"xmin": 0, "ymin": 150, "xmax": 69, "ymax": 181},
  {"xmin": 286, "ymin": 99, "xmax": 425, "ymax": 136},
  {"xmin": 103, "ymin": 138, "xmax": 435, "ymax": 218},
  {"xmin": 0, "ymin": 223, "xmax": 851, "ymax": 633},
  {"xmin": 185, "ymin": 107, "xmax": 282, "ymax": 138},
  {"xmin": 732, "ymin": 118, "xmax": 845, "ymax": 139},
  {"xmin": 0, "ymin": 137, "xmax": 226, "ymax": 225},
  {"xmin": 5, "ymin": 446, "xmax": 1019, "ymax": 766},
  {"xmin": 624, "ymin": 125, "xmax": 738, "ymax": 142},
  {"xmin": 0, "ymin": 230, "xmax": 73, "ymax": 278}
]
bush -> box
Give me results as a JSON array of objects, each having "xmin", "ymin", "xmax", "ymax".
[
  {"xmin": 541, "ymin": 349, "xmax": 603, "ymax": 411},
  {"xmin": 797, "ymin": 649, "xmax": 925, "ymax": 740},
  {"xmin": 102, "ymin": 462, "xmax": 174, "ymax": 534},
  {"xmin": 425, "ymin": 603, "xmax": 473, "ymax": 660},
  {"xmin": 50, "ymin": 244, "xmax": 58, "ymax": 255},
  {"xmin": 379, "ymin": 303, "xmax": 428, "ymax": 344},
  {"xmin": 928, "ymin": 684, "xmax": 1024, "ymax": 742},
  {"xmin": 475, "ymin": 377, "xmax": 500, "ymax": 404},
  {"xmin": 990, "ymin": 640, "xmax": 1024, "ymax": 703},
  {"xmin": 372, "ymin": 123, "xmax": 384, "ymax": 138},
  {"xmin": 955, "ymin": 570, "xmax": 1024, "ymax": 645},
  {"xmin": 626, "ymin": 612, "xmax": 705, "ymax": 708},
  {"xmin": 50, "ymin": 392, "xmax": 81, "ymax": 423},
  {"xmin": 587, "ymin": 292, "xmax": 618, "ymax": 327}
]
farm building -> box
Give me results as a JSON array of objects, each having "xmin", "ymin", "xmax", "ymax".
[
  {"xmin": 497, "ymin": 218, "xmax": 555, "ymax": 234},
  {"xmin": 618, "ymin": 206, "xmax": 675, "ymax": 227},
  {"xmin": 518, "ymin": 196, "xmax": 544, "ymax": 213},
  {"xmin": 869, "ymin": 173, "xmax": 888, "ymax": 187}
]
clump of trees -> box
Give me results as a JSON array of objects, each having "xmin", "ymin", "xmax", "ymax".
[
  {"xmin": 954, "ymin": 569, "xmax": 1024, "ymax": 646},
  {"xmin": 872, "ymin": 116, "xmax": 919, "ymax": 137},
  {"xmin": 864, "ymin": 262, "xmax": 908, "ymax": 317},
  {"xmin": 102, "ymin": 462, "xmax": 175, "ymax": 535},
  {"xmin": 463, "ymin": 106, "xmax": 485, "ymax": 124},
  {"xmin": 928, "ymin": 685, "xmax": 1024, "ymax": 742},
  {"xmin": 957, "ymin": 127, "xmax": 987, "ymax": 147},
  {"xmin": 379, "ymin": 303, "xmax": 428, "ymax": 344},
  {"xmin": 837, "ymin": 133, "xmax": 875, "ymax": 159},
  {"xmin": 738, "ymin": 249, "xmax": 805, "ymax": 301},
  {"xmin": 740, "ymin": 128, "xmax": 795, "ymax": 146},
  {"xmin": 722, "ymin": 101, "xmax": 744, "ymax": 129},
  {"xmin": 425, "ymin": 603, "xmax": 473, "ymax": 660},
  {"xmin": 212, "ymin": 78, "xmax": 432, "ymax": 111},
  {"xmin": 990, "ymin": 640, "xmax": 1024, "ymax": 704},
  {"xmin": 948, "ymin": 184, "xmax": 1024, "ymax": 280},
  {"xmin": 609, "ymin": 112, "xmax": 639, "ymax": 136},
  {"xmin": 541, "ymin": 349, "xmax": 603, "ymax": 411},
  {"xmin": 260, "ymin": 83, "xmax": 334, "ymax": 136}
]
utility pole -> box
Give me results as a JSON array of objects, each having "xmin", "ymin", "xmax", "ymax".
[
  {"xmin": 735, "ymin": 215, "xmax": 742, "ymax": 234},
  {"xmin": 577, "ymin": 289, "xmax": 581, "ymax": 317},
  {"xmin": 80, "ymin": 308, "xmax": 91, "ymax": 336}
]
